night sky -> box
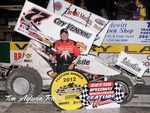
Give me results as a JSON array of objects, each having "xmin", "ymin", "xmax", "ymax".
[
  {"xmin": 0, "ymin": 0, "xmax": 116, "ymax": 19},
  {"xmin": 0, "ymin": 0, "xmax": 149, "ymax": 20}
]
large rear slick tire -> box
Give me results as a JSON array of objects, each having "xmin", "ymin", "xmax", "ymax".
[
  {"xmin": 108, "ymin": 75, "xmax": 134, "ymax": 105},
  {"xmin": 5, "ymin": 67, "xmax": 43, "ymax": 99}
]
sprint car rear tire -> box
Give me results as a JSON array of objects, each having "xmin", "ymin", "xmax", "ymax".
[
  {"xmin": 108, "ymin": 75, "xmax": 134, "ymax": 105},
  {"xmin": 23, "ymin": 67, "xmax": 43, "ymax": 95},
  {"xmin": 6, "ymin": 67, "xmax": 42, "ymax": 99}
]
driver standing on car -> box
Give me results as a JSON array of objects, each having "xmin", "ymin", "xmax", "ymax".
[{"xmin": 49, "ymin": 28, "xmax": 81, "ymax": 73}]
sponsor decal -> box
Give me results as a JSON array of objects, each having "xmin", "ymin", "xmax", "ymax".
[
  {"xmin": 23, "ymin": 59, "xmax": 32, "ymax": 63},
  {"xmin": 64, "ymin": 8, "xmax": 93, "ymax": 26},
  {"xmin": 95, "ymin": 19, "xmax": 106, "ymax": 26},
  {"xmin": 14, "ymin": 52, "xmax": 25, "ymax": 60},
  {"xmin": 54, "ymin": 1, "xmax": 62, "ymax": 10},
  {"xmin": 41, "ymin": 37, "xmax": 53, "ymax": 45},
  {"xmin": 116, "ymin": 52, "xmax": 147, "ymax": 78},
  {"xmin": 121, "ymin": 57, "xmax": 141, "ymax": 73},
  {"xmin": 49, "ymin": 37, "xmax": 57, "ymax": 42},
  {"xmin": 76, "ymin": 59, "xmax": 90, "ymax": 70},
  {"xmin": 77, "ymin": 59, "xmax": 90, "ymax": 65},
  {"xmin": 23, "ymin": 53, "xmax": 32, "ymax": 62},
  {"xmin": 19, "ymin": 21, "xmax": 54, "ymax": 45},
  {"xmin": 28, "ymin": 31, "xmax": 42, "ymax": 40},
  {"xmin": 76, "ymin": 42, "xmax": 87, "ymax": 52},
  {"xmin": 94, "ymin": 19, "xmax": 106, "ymax": 31},
  {"xmin": 54, "ymin": 18, "xmax": 92, "ymax": 39},
  {"xmin": 25, "ymin": 54, "xmax": 32, "ymax": 58},
  {"xmin": 94, "ymin": 24, "xmax": 102, "ymax": 31}
]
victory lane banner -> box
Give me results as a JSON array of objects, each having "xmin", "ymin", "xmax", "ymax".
[{"xmin": 14, "ymin": 1, "xmax": 97, "ymax": 54}]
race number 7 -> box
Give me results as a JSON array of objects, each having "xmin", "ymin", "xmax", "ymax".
[{"xmin": 24, "ymin": 8, "xmax": 51, "ymax": 25}]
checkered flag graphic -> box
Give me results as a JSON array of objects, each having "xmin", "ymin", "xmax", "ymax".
[
  {"xmin": 74, "ymin": 84, "xmax": 83, "ymax": 92},
  {"xmin": 113, "ymin": 82, "xmax": 125, "ymax": 102},
  {"xmin": 77, "ymin": 84, "xmax": 90, "ymax": 106}
]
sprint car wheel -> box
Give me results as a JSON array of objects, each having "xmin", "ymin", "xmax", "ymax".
[
  {"xmin": 108, "ymin": 75, "xmax": 134, "ymax": 105},
  {"xmin": 6, "ymin": 67, "xmax": 42, "ymax": 99},
  {"xmin": 23, "ymin": 67, "xmax": 43, "ymax": 95}
]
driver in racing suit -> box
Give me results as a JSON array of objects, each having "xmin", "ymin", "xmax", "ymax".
[{"xmin": 49, "ymin": 28, "xmax": 81, "ymax": 73}]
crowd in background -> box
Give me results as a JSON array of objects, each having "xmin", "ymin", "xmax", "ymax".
[
  {"xmin": 78, "ymin": 0, "xmax": 148, "ymax": 20},
  {"xmin": 15, "ymin": 0, "xmax": 148, "ymax": 20},
  {"xmin": 0, "ymin": 0, "xmax": 149, "ymax": 21}
]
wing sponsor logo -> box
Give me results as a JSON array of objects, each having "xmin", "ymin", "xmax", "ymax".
[
  {"xmin": 94, "ymin": 19, "xmax": 106, "ymax": 31},
  {"xmin": 64, "ymin": 8, "xmax": 93, "ymax": 26},
  {"xmin": 54, "ymin": 18, "xmax": 92, "ymax": 39},
  {"xmin": 121, "ymin": 57, "xmax": 142, "ymax": 73},
  {"xmin": 54, "ymin": 1, "xmax": 62, "ymax": 11}
]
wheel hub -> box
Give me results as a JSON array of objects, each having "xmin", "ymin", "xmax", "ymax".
[{"xmin": 13, "ymin": 77, "xmax": 30, "ymax": 95}]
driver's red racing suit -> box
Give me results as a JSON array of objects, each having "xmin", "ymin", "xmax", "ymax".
[{"xmin": 53, "ymin": 39, "xmax": 81, "ymax": 73}]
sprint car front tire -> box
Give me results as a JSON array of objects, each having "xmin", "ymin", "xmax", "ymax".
[
  {"xmin": 108, "ymin": 75, "xmax": 135, "ymax": 105},
  {"xmin": 5, "ymin": 67, "xmax": 42, "ymax": 99}
]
